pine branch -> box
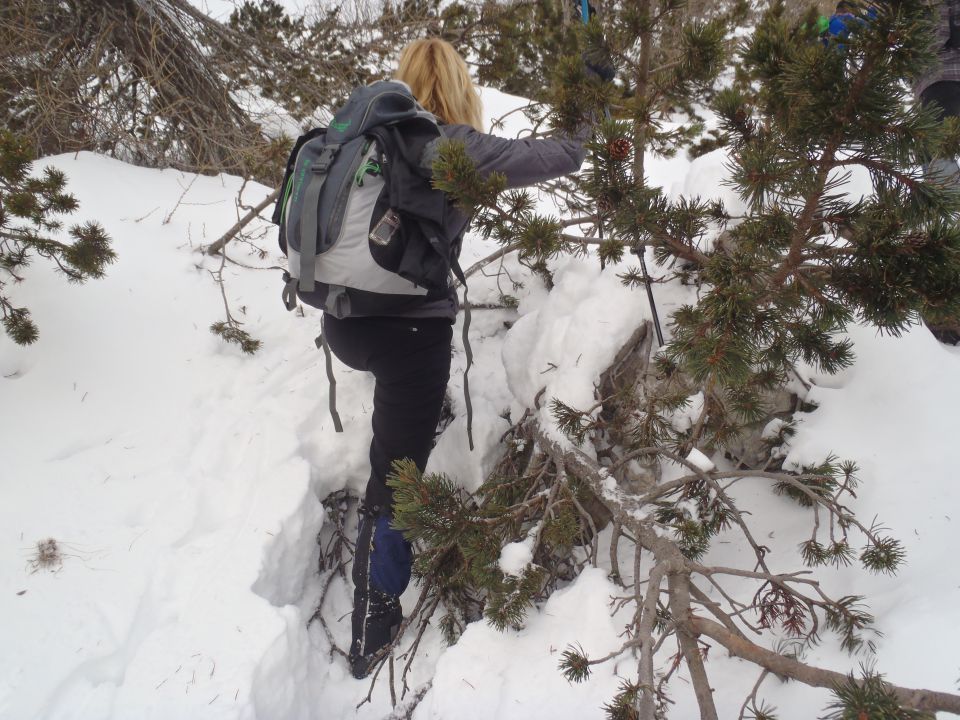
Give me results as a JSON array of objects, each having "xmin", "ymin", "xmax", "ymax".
[
  {"xmin": 638, "ymin": 560, "xmax": 670, "ymax": 719},
  {"xmin": 532, "ymin": 422, "xmax": 936, "ymax": 711},
  {"xmin": 688, "ymin": 616, "xmax": 960, "ymax": 715},
  {"xmin": 768, "ymin": 55, "xmax": 878, "ymax": 291},
  {"xmin": 668, "ymin": 570, "xmax": 720, "ymax": 720}
]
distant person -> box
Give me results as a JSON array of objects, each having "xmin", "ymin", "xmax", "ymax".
[
  {"xmin": 916, "ymin": 0, "xmax": 960, "ymax": 189},
  {"xmin": 915, "ymin": 1, "xmax": 960, "ymax": 343},
  {"xmin": 817, "ymin": 0, "xmax": 876, "ymax": 41}
]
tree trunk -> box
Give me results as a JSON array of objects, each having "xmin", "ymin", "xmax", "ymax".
[{"xmin": 95, "ymin": 0, "xmax": 256, "ymax": 173}]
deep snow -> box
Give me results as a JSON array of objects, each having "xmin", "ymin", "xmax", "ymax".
[{"xmin": 2, "ymin": 87, "xmax": 959, "ymax": 720}]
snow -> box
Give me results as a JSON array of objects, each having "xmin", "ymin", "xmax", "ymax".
[
  {"xmin": 500, "ymin": 257, "xmax": 650, "ymax": 445},
  {"xmin": 762, "ymin": 417, "xmax": 788, "ymax": 440},
  {"xmin": 685, "ymin": 447, "xmax": 715, "ymax": 473},
  {"xmin": 780, "ymin": 324, "xmax": 960, "ymax": 692},
  {"xmin": 668, "ymin": 390, "xmax": 704, "ymax": 433},
  {"xmin": 420, "ymin": 569, "xmax": 628, "ymax": 720},
  {"xmin": 2, "ymin": 84, "xmax": 959, "ymax": 720},
  {"xmin": 498, "ymin": 526, "xmax": 538, "ymax": 577},
  {"xmin": 188, "ymin": 0, "xmax": 311, "ymax": 21}
]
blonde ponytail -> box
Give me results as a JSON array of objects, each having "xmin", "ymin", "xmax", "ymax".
[{"xmin": 396, "ymin": 38, "xmax": 484, "ymax": 132}]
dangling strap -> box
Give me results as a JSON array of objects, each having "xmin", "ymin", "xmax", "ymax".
[
  {"xmin": 281, "ymin": 271, "xmax": 298, "ymax": 311},
  {"xmin": 452, "ymin": 258, "xmax": 474, "ymax": 452},
  {"xmin": 299, "ymin": 144, "xmax": 340, "ymax": 293},
  {"xmin": 316, "ymin": 315, "xmax": 344, "ymax": 433}
]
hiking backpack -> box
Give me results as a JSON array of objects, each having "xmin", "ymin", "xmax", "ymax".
[
  {"xmin": 271, "ymin": 80, "xmax": 475, "ymax": 447},
  {"xmin": 272, "ymin": 80, "xmax": 464, "ymax": 318}
]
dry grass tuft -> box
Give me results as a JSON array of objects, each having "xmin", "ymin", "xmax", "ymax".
[{"xmin": 29, "ymin": 537, "xmax": 62, "ymax": 572}]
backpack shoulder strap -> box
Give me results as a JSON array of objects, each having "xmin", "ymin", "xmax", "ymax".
[
  {"xmin": 298, "ymin": 142, "xmax": 341, "ymax": 293},
  {"xmin": 272, "ymin": 127, "xmax": 325, "ymax": 226}
]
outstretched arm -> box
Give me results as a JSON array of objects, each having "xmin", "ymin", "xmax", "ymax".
[{"xmin": 425, "ymin": 124, "xmax": 588, "ymax": 189}]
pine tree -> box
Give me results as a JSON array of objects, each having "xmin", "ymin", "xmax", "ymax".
[
  {"xmin": 214, "ymin": 0, "xmax": 371, "ymax": 126},
  {"xmin": 0, "ymin": 130, "xmax": 114, "ymax": 345},
  {"xmin": 655, "ymin": 0, "xmax": 960, "ymax": 452},
  {"xmin": 362, "ymin": 1, "xmax": 960, "ymax": 717},
  {"xmin": 442, "ymin": 0, "xmax": 576, "ymax": 102}
]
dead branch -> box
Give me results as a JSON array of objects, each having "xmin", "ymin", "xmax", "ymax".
[
  {"xmin": 205, "ymin": 188, "xmax": 280, "ymax": 256},
  {"xmin": 638, "ymin": 560, "xmax": 669, "ymax": 719},
  {"xmin": 688, "ymin": 615, "xmax": 960, "ymax": 716},
  {"xmin": 533, "ymin": 420, "xmax": 960, "ymax": 718},
  {"xmin": 457, "ymin": 241, "xmax": 522, "ymax": 286},
  {"xmin": 667, "ymin": 571, "xmax": 719, "ymax": 720}
]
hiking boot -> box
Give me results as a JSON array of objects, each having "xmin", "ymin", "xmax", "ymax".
[
  {"xmin": 349, "ymin": 508, "xmax": 410, "ymax": 679},
  {"xmin": 349, "ymin": 588, "xmax": 402, "ymax": 679}
]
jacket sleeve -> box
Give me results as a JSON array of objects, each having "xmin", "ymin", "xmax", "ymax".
[{"xmin": 426, "ymin": 124, "xmax": 589, "ymax": 190}]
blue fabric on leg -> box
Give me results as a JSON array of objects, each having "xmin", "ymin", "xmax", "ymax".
[{"xmin": 369, "ymin": 516, "xmax": 412, "ymax": 597}]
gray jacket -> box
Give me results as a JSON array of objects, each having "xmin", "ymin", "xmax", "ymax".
[{"xmin": 405, "ymin": 123, "xmax": 588, "ymax": 320}]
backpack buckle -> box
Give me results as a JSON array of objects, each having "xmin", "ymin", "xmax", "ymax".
[{"xmin": 312, "ymin": 144, "xmax": 340, "ymax": 174}]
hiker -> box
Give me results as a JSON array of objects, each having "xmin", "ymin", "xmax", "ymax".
[
  {"xmin": 915, "ymin": 0, "xmax": 960, "ymax": 187},
  {"xmin": 313, "ymin": 38, "xmax": 611, "ymax": 679},
  {"xmin": 915, "ymin": 1, "xmax": 960, "ymax": 343}
]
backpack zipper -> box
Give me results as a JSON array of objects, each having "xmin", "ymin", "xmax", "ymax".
[{"xmin": 278, "ymin": 173, "xmax": 295, "ymax": 224}]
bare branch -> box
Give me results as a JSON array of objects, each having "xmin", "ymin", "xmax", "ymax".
[
  {"xmin": 688, "ymin": 615, "xmax": 960, "ymax": 716},
  {"xmin": 205, "ymin": 188, "xmax": 280, "ymax": 256}
]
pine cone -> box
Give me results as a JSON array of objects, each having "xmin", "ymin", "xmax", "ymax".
[{"xmin": 607, "ymin": 137, "xmax": 632, "ymax": 161}]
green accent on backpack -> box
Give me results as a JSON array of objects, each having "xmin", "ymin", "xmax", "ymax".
[
  {"xmin": 354, "ymin": 159, "xmax": 382, "ymax": 187},
  {"xmin": 290, "ymin": 163, "xmax": 309, "ymax": 206},
  {"xmin": 279, "ymin": 173, "xmax": 296, "ymax": 222},
  {"xmin": 330, "ymin": 119, "xmax": 352, "ymax": 132}
]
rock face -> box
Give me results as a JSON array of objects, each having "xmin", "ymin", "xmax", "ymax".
[{"xmin": 723, "ymin": 387, "xmax": 797, "ymax": 469}]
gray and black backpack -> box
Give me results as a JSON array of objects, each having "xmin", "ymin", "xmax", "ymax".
[
  {"xmin": 272, "ymin": 81, "xmax": 474, "ymax": 446},
  {"xmin": 272, "ymin": 80, "xmax": 465, "ymax": 318}
]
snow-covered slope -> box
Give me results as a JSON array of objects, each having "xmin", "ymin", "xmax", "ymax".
[{"xmin": 2, "ymin": 88, "xmax": 959, "ymax": 720}]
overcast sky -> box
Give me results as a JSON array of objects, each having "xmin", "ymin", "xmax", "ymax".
[{"xmin": 188, "ymin": 0, "xmax": 314, "ymax": 21}]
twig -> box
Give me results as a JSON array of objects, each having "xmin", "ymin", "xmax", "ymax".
[
  {"xmin": 163, "ymin": 173, "xmax": 199, "ymax": 224},
  {"xmin": 306, "ymin": 565, "xmax": 349, "ymax": 659},
  {"xmin": 456, "ymin": 241, "xmax": 522, "ymax": 286},
  {"xmin": 738, "ymin": 670, "xmax": 770, "ymax": 720},
  {"xmin": 358, "ymin": 580, "xmax": 437, "ymax": 708},
  {"xmin": 205, "ymin": 188, "xmax": 280, "ymax": 256},
  {"xmin": 399, "ymin": 595, "xmax": 442, "ymax": 696},
  {"xmin": 609, "ymin": 520, "xmax": 626, "ymax": 587}
]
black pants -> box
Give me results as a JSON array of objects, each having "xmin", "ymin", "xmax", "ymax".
[
  {"xmin": 324, "ymin": 313, "xmax": 452, "ymax": 671},
  {"xmin": 919, "ymin": 82, "xmax": 960, "ymax": 185},
  {"xmin": 921, "ymin": 81, "xmax": 960, "ymax": 119},
  {"xmin": 322, "ymin": 313, "xmax": 453, "ymax": 514}
]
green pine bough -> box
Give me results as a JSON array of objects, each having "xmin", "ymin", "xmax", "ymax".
[{"xmin": 0, "ymin": 130, "xmax": 114, "ymax": 346}]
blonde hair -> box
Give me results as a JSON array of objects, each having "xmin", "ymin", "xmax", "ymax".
[{"xmin": 396, "ymin": 38, "xmax": 484, "ymax": 132}]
